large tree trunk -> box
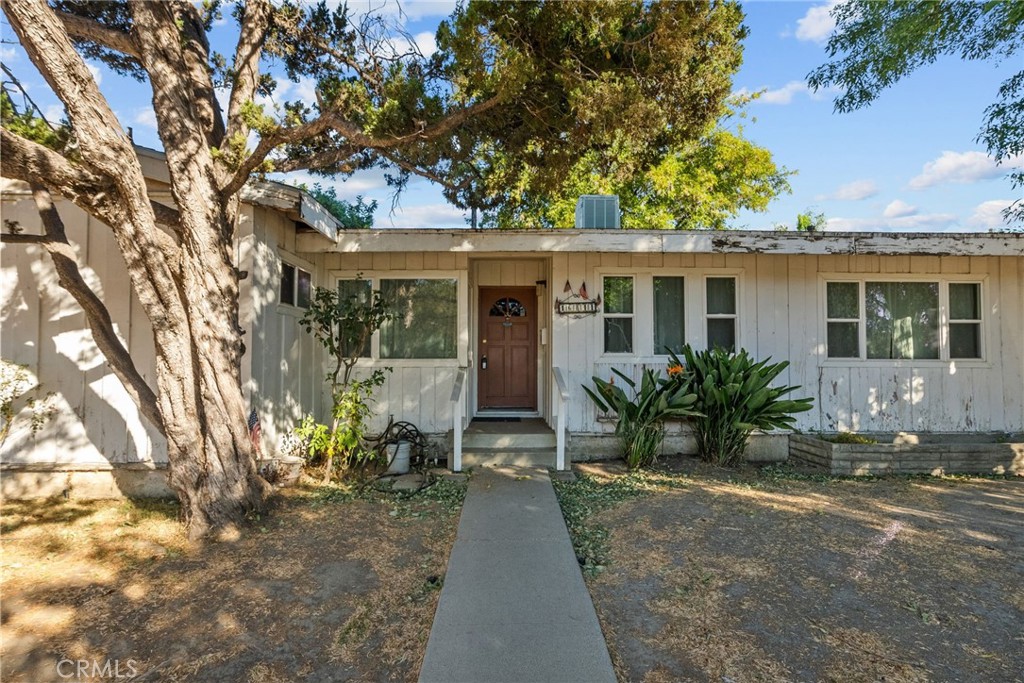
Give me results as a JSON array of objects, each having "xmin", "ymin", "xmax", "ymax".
[
  {"xmin": 154, "ymin": 196, "xmax": 270, "ymax": 540},
  {"xmin": 3, "ymin": 0, "xmax": 270, "ymax": 541}
]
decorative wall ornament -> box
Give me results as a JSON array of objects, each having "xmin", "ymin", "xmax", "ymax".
[{"xmin": 556, "ymin": 280, "xmax": 601, "ymax": 317}]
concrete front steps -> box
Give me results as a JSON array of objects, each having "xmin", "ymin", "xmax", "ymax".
[{"xmin": 461, "ymin": 418, "xmax": 557, "ymax": 469}]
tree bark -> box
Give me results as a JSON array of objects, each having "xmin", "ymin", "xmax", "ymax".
[{"xmin": 4, "ymin": 0, "xmax": 269, "ymax": 539}]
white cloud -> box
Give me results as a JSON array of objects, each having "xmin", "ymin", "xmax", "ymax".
[
  {"xmin": 388, "ymin": 202, "xmax": 466, "ymax": 228},
  {"xmin": 827, "ymin": 212, "xmax": 959, "ymax": 232},
  {"xmin": 820, "ymin": 179, "xmax": 878, "ymax": 201},
  {"xmin": 738, "ymin": 80, "xmax": 841, "ymax": 106},
  {"xmin": 292, "ymin": 78, "xmax": 318, "ymax": 106},
  {"xmin": 908, "ymin": 150, "xmax": 1023, "ymax": 190},
  {"xmin": 882, "ymin": 200, "xmax": 917, "ymax": 218},
  {"xmin": 796, "ymin": 1, "xmax": 840, "ymax": 44},
  {"xmin": 43, "ymin": 104, "xmax": 65, "ymax": 123},
  {"xmin": 86, "ymin": 63, "xmax": 102, "ymax": 86},
  {"xmin": 967, "ymin": 199, "xmax": 1014, "ymax": 229},
  {"xmin": 412, "ymin": 31, "xmax": 438, "ymax": 57},
  {"xmin": 0, "ymin": 46, "xmax": 17, "ymax": 62},
  {"xmin": 132, "ymin": 108, "xmax": 157, "ymax": 129},
  {"xmin": 759, "ymin": 81, "xmax": 808, "ymax": 105}
]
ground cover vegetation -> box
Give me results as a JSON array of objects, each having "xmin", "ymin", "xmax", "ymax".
[{"xmin": 0, "ymin": 0, "xmax": 758, "ymax": 538}]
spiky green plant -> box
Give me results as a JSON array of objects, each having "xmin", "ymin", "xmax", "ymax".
[
  {"xmin": 668, "ymin": 346, "xmax": 813, "ymax": 467},
  {"xmin": 583, "ymin": 367, "xmax": 699, "ymax": 469}
]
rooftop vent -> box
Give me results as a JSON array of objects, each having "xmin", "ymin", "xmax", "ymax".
[{"xmin": 575, "ymin": 195, "xmax": 620, "ymax": 229}]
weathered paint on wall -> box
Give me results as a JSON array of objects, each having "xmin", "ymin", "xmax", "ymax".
[
  {"xmin": 553, "ymin": 252, "xmax": 1024, "ymax": 436},
  {"xmin": 3, "ymin": 207, "xmax": 1022, "ymax": 477},
  {"xmin": 0, "ymin": 195, "xmax": 325, "ymax": 468}
]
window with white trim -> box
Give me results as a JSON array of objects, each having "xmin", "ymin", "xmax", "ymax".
[
  {"xmin": 280, "ymin": 262, "xmax": 312, "ymax": 308},
  {"xmin": 380, "ymin": 278, "xmax": 458, "ymax": 359},
  {"xmin": 602, "ymin": 276, "xmax": 634, "ymax": 353},
  {"xmin": 653, "ymin": 276, "xmax": 685, "ymax": 354},
  {"xmin": 338, "ymin": 277, "xmax": 372, "ymax": 358},
  {"xmin": 705, "ymin": 276, "xmax": 736, "ymax": 352},
  {"xmin": 825, "ymin": 280, "xmax": 983, "ymax": 360}
]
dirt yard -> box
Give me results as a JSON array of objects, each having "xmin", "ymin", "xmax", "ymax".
[
  {"xmin": 0, "ymin": 477, "xmax": 465, "ymax": 682},
  {"xmin": 563, "ymin": 459, "xmax": 1024, "ymax": 683}
]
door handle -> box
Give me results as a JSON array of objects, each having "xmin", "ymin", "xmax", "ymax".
[{"xmin": 481, "ymin": 355, "xmax": 488, "ymax": 370}]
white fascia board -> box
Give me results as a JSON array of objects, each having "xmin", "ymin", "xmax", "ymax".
[{"xmin": 308, "ymin": 229, "xmax": 1024, "ymax": 257}]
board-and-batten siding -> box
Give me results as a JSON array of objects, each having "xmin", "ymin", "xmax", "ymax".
[
  {"xmin": 1, "ymin": 198, "xmax": 164, "ymax": 465},
  {"xmin": 0, "ymin": 198, "xmax": 327, "ymax": 466},
  {"xmin": 243, "ymin": 203, "xmax": 328, "ymax": 453},
  {"xmin": 554, "ymin": 252, "xmax": 1024, "ymax": 435}
]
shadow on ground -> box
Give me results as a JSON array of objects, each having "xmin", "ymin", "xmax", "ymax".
[{"xmin": 1, "ymin": 482, "xmax": 464, "ymax": 682}]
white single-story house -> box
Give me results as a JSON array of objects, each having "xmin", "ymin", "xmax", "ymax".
[{"xmin": 2, "ymin": 151, "xmax": 1023, "ymax": 496}]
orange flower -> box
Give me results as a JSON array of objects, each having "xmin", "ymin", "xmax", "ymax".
[{"xmin": 667, "ymin": 364, "xmax": 684, "ymax": 376}]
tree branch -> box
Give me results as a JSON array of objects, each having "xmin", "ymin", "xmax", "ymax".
[
  {"xmin": 224, "ymin": 0, "xmax": 272, "ymax": 144},
  {"xmin": 4, "ymin": 0, "xmax": 141, "ymax": 184},
  {"xmin": 0, "ymin": 127, "xmax": 183, "ymax": 235},
  {"xmin": 29, "ymin": 184, "xmax": 165, "ymax": 433},
  {"xmin": 54, "ymin": 8, "xmax": 141, "ymax": 60},
  {"xmin": 268, "ymin": 95, "xmax": 503, "ymax": 176},
  {"xmin": 1, "ymin": 128, "xmax": 183, "ymax": 261},
  {"xmin": 169, "ymin": 0, "xmax": 225, "ymax": 145},
  {"xmin": 0, "ymin": 233, "xmax": 51, "ymax": 244}
]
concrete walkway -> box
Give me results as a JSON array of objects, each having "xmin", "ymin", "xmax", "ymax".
[{"xmin": 419, "ymin": 466, "xmax": 616, "ymax": 683}]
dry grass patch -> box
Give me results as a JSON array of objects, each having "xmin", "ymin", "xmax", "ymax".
[
  {"xmin": 557, "ymin": 458, "xmax": 1023, "ymax": 683},
  {"xmin": 1, "ymin": 478, "xmax": 466, "ymax": 682}
]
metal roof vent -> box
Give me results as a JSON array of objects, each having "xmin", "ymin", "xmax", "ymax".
[{"xmin": 575, "ymin": 195, "xmax": 620, "ymax": 229}]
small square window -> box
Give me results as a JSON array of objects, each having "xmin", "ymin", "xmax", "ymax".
[{"xmin": 280, "ymin": 262, "xmax": 311, "ymax": 309}]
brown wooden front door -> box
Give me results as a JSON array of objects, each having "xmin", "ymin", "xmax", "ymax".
[{"xmin": 478, "ymin": 287, "xmax": 537, "ymax": 410}]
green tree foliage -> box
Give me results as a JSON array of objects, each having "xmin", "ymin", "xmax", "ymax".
[
  {"xmin": 0, "ymin": 90, "xmax": 70, "ymax": 152},
  {"xmin": 482, "ymin": 127, "xmax": 792, "ymax": 230},
  {"xmin": 796, "ymin": 210, "xmax": 826, "ymax": 232},
  {"xmin": 388, "ymin": 0, "xmax": 752, "ymax": 212},
  {"xmin": 808, "ymin": 0, "xmax": 1024, "ymax": 223},
  {"xmin": 297, "ymin": 183, "xmax": 377, "ymax": 229}
]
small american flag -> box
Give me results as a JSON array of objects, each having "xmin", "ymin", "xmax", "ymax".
[{"xmin": 248, "ymin": 408, "xmax": 262, "ymax": 456}]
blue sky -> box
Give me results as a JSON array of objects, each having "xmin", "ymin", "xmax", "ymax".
[{"xmin": 2, "ymin": 1, "xmax": 1020, "ymax": 231}]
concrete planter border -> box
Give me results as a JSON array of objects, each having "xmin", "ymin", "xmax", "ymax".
[{"xmin": 789, "ymin": 433, "xmax": 1024, "ymax": 476}]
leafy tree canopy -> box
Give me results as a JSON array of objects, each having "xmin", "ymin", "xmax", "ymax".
[
  {"xmin": 481, "ymin": 125, "xmax": 792, "ymax": 230},
  {"xmin": 807, "ymin": 0, "xmax": 1024, "ymax": 222}
]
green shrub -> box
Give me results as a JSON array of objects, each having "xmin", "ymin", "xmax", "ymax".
[
  {"xmin": 668, "ymin": 346, "xmax": 813, "ymax": 467},
  {"xmin": 295, "ymin": 371, "xmax": 389, "ymax": 477},
  {"xmin": 583, "ymin": 367, "xmax": 699, "ymax": 469}
]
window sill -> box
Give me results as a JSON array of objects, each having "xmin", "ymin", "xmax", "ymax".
[{"xmin": 819, "ymin": 359, "xmax": 991, "ymax": 369}]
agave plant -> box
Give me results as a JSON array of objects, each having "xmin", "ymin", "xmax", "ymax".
[
  {"xmin": 668, "ymin": 346, "xmax": 813, "ymax": 467},
  {"xmin": 583, "ymin": 367, "xmax": 699, "ymax": 469}
]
